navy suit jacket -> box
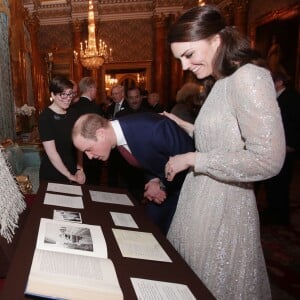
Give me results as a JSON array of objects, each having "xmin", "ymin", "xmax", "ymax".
[
  {"xmin": 118, "ymin": 112, "xmax": 195, "ymax": 234},
  {"xmin": 118, "ymin": 112, "xmax": 194, "ymax": 186}
]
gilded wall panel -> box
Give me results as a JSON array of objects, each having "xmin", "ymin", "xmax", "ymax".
[
  {"xmin": 37, "ymin": 18, "xmax": 152, "ymax": 63},
  {"xmin": 100, "ymin": 19, "xmax": 153, "ymax": 61},
  {"xmin": 38, "ymin": 23, "xmax": 73, "ymax": 51}
]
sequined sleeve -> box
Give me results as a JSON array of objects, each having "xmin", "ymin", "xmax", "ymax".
[{"xmin": 194, "ymin": 64, "xmax": 286, "ymax": 182}]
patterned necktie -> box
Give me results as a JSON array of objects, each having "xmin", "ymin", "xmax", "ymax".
[{"xmin": 117, "ymin": 146, "xmax": 141, "ymax": 168}]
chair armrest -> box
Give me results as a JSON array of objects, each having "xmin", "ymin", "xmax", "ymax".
[{"xmin": 21, "ymin": 148, "xmax": 41, "ymax": 168}]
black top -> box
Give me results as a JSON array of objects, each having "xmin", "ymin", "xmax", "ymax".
[
  {"xmin": 72, "ymin": 96, "xmax": 104, "ymax": 117},
  {"xmin": 38, "ymin": 107, "xmax": 79, "ymax": 182}
]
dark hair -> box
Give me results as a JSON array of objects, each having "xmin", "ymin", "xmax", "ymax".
[
  {"xmin": 127, "ymin": 86, "xmax": 141, "ymax": 96},
  {"xmin": 168, "ymin": 5, "xmax": 264, "ymax": 79},
  {"xmin": 49, "ymin": 75, "xmax": 73, "ymax": 95},
  {"xmin": 272, "ymin": 71, "xmax": 291, "ymax": 86}
]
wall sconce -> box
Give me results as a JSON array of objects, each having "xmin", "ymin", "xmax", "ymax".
[
  {"xmin": 105, "ymin": 74, "xmax": 118, "ymax": 92},
  {"xmin": 137, "ymin": 72, "xmax": 146, "ymax": 85}
]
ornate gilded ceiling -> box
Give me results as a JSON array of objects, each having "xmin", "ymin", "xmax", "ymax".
[{"xmin": 23, "ymin": 0, "xmax": 230, "ymax": 25}]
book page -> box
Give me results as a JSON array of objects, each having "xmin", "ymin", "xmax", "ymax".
[
  {"xmin": 112, "ymin": 229, "xmax": 171, "ymax": 262},
  {"xmin": 44, "ymin": 192, "xmax": 84, "ymax": 209},
  {"xmin": 110, "ymin": 212, "xmax": 138, "ymax": 229},
  {"xmin": 131, "ymin": 278, "xmax": 196, "ymax": 300},
  {"xmin": 36, "ymin": 218, "xmax": 107, "ymax": 258},
  {"xmin": 25, "ymin": 249, "xmax": 123, "ymax": 300},
  {"xmin": 53, "ymin": 209, "xmax": 82, "ymax": 223},
  {"xmin": 90, "ymin": 190, "xmax": 133, "ymax": 206},
  {"xmin": 47, "ymin": 182, "xmax": 83, "ymax": 195}
]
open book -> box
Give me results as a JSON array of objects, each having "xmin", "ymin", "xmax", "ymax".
[{"xmin": 25, "ymin": 218, "xmax": 123, "ymax": 300}]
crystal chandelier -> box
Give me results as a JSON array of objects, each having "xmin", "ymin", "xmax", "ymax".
[{"xmin": 73, "ymin": 0, "xmax": 112, "ymax": 70}]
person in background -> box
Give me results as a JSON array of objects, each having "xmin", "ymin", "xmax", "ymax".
[
  {"xmin": 100, "ymin": 94, "xmax": 113, "ymax": 116},
  {"xmin": 171, "ymin": 82, "xmax": 205, "ymax": 123},
  {"xmin": 262, "ymin": 71, "xmax": 300, "ymax": 225},
  {"xmin": 38, "ymin": 75, "xmax": 85, "ymax": 184},
  {"xmin": 163, "ymin": 5, "xmax": 285, "ymax": 299},
  {"xmin": 72, "ymin": 112, "xmax": 194, "ymax": 235},
  {"xmin": 171, "ymin": 79, "xmax": 214, "ymax": 124},
  {"xmin": 115, "ymin": 87, "xmax": 151, "ymax": 118},
  {"xmin": 72, "ymin": 77, "xmax": 104, "ymax": 116},
  {"xmin": 147, "ymin": 92, "xmax": 164, "ymax": 113},
  {"xmin": 70, "ymin": 80, "xmax": 79, "ymax": 104},
  {"xmin": 106, "ymin": 85, "xmax": 129, "ymax": 120},
  {"xmin": 72, "ymin": 76, "xmax": 104, "ymax": 185}
]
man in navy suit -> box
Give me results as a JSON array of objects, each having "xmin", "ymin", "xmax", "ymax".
[{"xmin": 72, "ymin": 112, "xmax": 195, "ymax": 235}]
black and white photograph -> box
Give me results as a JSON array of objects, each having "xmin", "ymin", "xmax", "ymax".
[
  {"xmin": 44, "ymin": 222, "xmax": 94, "ymax": 252},
  {"xmin": 53, "ymin": 209, "xmax": 82, "ymax": 223}
]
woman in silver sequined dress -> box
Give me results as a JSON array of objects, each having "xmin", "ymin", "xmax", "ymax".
[{"xmin": 163, "ymin": 5, "xmax": 285, "ymax": 300}]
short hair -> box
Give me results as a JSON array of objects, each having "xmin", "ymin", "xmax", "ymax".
[
  {"xmin": 127, "ymin": 86, "xmax": 141, "ymax": 97},
  {"xmin": 79, "ymin": 77, "xmax": 96, "ymax": 94},
  {"xmin": 272, "ymin": 71, "xmax": 291, "ymax": 86},
  {"xmin": 72, "ymin": 113, "xmax": 109, "ymax": 141},
  {"xmin": 111, "ymin": 84, "xmax": 124, "ymax": 94},
  {"xmin": 49, "ymin": 75, "xmax": 73, "ymax": 94}
]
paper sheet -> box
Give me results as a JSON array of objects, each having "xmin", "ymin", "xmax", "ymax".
[
  {"xmin": 130, "ymin": 278, "xmax": 196, "ymax": 300},
  {"xmin": 110, "ymin": 212, "xmax": 138, "ymax": 229},
  {"xmin": 47, "ymin": 182, "xmax": 83, "ymax": 195},
  {"xmin": 89, "ymin": 190, "xmax": 133, "ymax": 206},
  {"xmin": 112, "ymin": 229, "xmax": 171, "ymax": 262},
  {"xmin": 44, "ymin": 193, "xmax": 84, "ymax": 209}
]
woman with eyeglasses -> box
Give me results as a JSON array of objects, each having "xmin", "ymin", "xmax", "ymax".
[{"xmin": 38, "ymin": 75, "xmax": 86, "ymax": 184}]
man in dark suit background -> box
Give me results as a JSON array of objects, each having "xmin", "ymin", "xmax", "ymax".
[
  {"xmin": 72, "ymin": 77, "xmax": 104, "ymax": 116},
  {"xmin": 106, "ymin": 84, "xmax": 129, "ymax": 120},
  {"xmin": 115, "ymin": 87, "xmax": 151, "ymax": 118},
  {"xmin": 72, "ymin": 112, "xmax": 195, "ymax": 235},
  {"xmin": 72, "ymin": 77, "xmax": 104, "ymax": 185},
  {"xmin": 262, "ymin": 71, "xmax": 300, "ymax": 225}
]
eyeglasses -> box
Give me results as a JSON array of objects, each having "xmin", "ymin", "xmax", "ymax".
[{"xmin": 59, "ymin": 92, "xmax": 74, "ymax": 99}]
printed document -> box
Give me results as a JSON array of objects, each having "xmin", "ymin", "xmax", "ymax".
[
  {"xmin": 131, "ymin": 278, "xmax": 196, "ymax": 300},
  {"xmin": 110, "ymin": 212, "xmax": 138, "ymax": 229},
  {"xmin": 112, "ymin": 229, "xmax": 171, "ymax": 262},
  {"xmin": 44, "ymin": 192, "xmax": 84, "ymax": 209},
  {"xmin": 90, "ymin": 190, "xmax": 133, "ymax": 206}
]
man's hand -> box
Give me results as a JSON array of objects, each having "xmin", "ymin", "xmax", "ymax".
[{"xmin": 144, "ymin": 180, "xmax": 167, "ymax": 204}]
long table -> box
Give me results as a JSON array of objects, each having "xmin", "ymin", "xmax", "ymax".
[{"xmin": 0, "ymin": 181, "xmax": 215, "ymax": 299}]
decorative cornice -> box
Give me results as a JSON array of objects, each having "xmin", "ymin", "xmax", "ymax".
[
  {"xmin": 23, "ymin": 0, "xmax": 189, "ymax": 25},
  {"xmin": 23, "ymin": 0, "xmax": 250, "ymax": 25}
]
